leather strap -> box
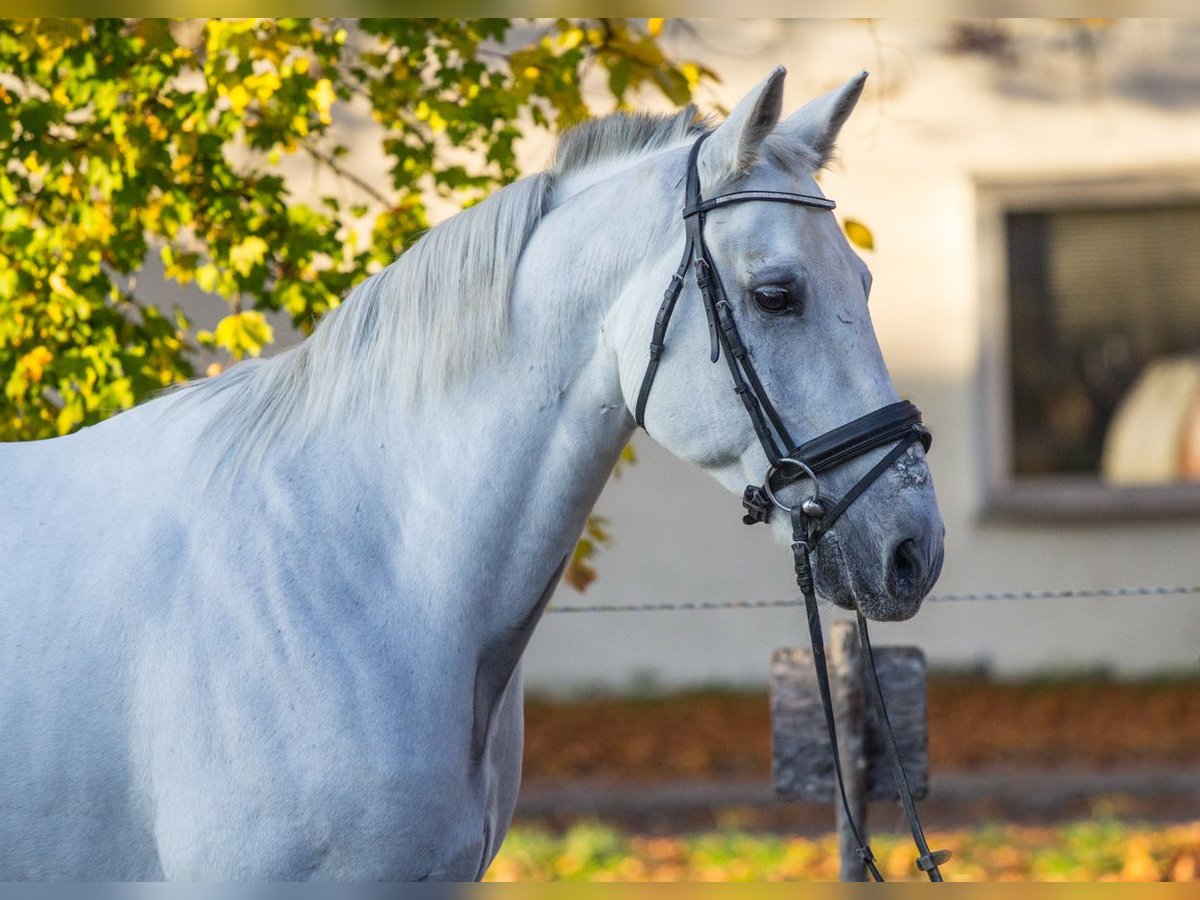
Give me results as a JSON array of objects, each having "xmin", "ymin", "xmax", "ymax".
[
  {"xmin": 635, "ymin": 134, "xmax": 836, "ymax": 445},
  {"xmin": 684, "ymin": 189, "xmax": 835, "ymax": 218},
  {"xmin": 791, "ymin": 508, "xmax": 884, "ymax": 882},
  {"xmin": 791, "ymin": 503, "xmax": 950, "ymax": 884},
  {"xmin": 633, "ymin": 238, "xmax": 692, "ymax": 429},
  {"xmin": 808, "ymin": 431, "xmax": 924, "ymax": 546},
  {"xmin": 857, "ymin": 612, "xmax": 950, "ymax": 881},
  {"xmin": 785, "ymin": 401, "xmax": 930, "ymax": 477}
]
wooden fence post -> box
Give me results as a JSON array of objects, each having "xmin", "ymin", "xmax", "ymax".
[{"xmin": 771, "ymin": 628, "xmax": 929, "ymax": 882}]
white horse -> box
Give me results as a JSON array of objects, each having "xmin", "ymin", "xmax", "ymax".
[{"xmin": 0, "ymin": 68, "xmax": 943, "ymax": 880}]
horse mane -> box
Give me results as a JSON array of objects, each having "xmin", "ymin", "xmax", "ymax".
[
  {"xmin": 553, "ymin": 105, "xmax": 702, "ymax": 182},
  {"xmin": 173, "ymin": 106, "xmax": 705, "ymax": 468}
]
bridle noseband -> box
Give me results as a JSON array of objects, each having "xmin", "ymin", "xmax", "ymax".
[{"xmin": 634, "ymin": 133, "xmax": 948, "ymax": 882}]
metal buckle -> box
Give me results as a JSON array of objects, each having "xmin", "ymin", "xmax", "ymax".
[{"xmin": 761, "ymin": 458, "xmax": 823, "ymax": 517}]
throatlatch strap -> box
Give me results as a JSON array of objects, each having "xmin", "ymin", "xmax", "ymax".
[{"xmin": 634, "ymin": 235, "xmax": 693, "ymax": 429}]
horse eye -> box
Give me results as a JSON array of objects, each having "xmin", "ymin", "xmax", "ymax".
[{"xmin": 753, "ymin": 286, "xmax": 792, "ymax": 313}]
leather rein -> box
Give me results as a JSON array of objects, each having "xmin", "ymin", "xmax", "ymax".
[{"xmin": 634, "ymin": 134, "xmax": 949, "ymax": 882}]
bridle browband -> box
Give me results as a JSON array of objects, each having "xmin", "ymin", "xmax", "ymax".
[{"xmin": 634, "ymin": 134, "xmax": 948, "ymax": 882}]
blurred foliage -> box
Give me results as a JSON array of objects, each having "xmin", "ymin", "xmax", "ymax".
[
  {"xmin": 563, "ymin": 443, "xmax": 634, "ymax": 590},
  {"xmin": 487, "ymin": 819, "xmax": 1200, "ymax": 882},
  {"xmin": 842, "ymin": 218, "xmax": 873, "ymax": 251},
  {"xmin": 0, "ymin": 17, "xmax": 713, "ymax": 440},
  {"xmin": 563, "ymin": 513, "xmax": 612, "ymax": 592}
]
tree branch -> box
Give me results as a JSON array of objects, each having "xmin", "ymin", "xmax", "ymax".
[{"xmin": 303, "ymin": 143, "xmax": 393, "ymax": 208}]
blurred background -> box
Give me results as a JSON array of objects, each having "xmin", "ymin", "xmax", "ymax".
[
  {"xmin": 537, "ymin": 19, "xmax": 1200, "ymax": 687},
  {"xmin": 3, "ymin": 18, "xmax": 1199, "ymax": 881}
]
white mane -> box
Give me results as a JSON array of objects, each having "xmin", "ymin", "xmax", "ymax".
[{"xmin": 172, "ymin": 107, "xmax": 704, "ymax": 467}]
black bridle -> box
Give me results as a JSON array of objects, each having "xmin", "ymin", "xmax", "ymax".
[{"xmin": 635, "ymin": 134, "xmax": 948, "ymax": 882}]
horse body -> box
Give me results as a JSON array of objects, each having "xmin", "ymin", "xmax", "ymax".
[
  {"xmin": 0, "ymin": 344, "xmax": 631, "ymax": 877},
  {"xmin": 0, "ymin": 68, "xmax": 944, "ymax": 879}
]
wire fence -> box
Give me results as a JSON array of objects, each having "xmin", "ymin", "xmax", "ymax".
[{"xmin": 545, "ymin": 584, "xmax": 1200, "ymax": 615}]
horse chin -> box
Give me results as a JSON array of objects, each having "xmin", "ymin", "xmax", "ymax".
[
  {"xmin": 812, "ymin": 530, "xmax": 936, "ymax": 623},
  {"xmin": 854, "ymin": 594, "xmax": 924, "ymax": 623}
]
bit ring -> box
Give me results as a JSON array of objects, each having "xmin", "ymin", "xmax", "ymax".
[{"xmin": 762, "ymin": 458, "xmax": 822, "ymax": 514}]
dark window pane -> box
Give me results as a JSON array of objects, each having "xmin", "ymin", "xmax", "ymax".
[{"xmin": 1006, "ymin": 204, "xmax": 1200, "ymax": 480}]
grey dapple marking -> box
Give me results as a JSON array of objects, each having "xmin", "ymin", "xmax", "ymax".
[{"xmin": 0, "ymin": 68, "xmax": 942, "ymax": 879}]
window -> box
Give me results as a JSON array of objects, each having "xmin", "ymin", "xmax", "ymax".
[{"xmin": 979, "ymin": 176, "xmax": 1200, "ymax": 518}]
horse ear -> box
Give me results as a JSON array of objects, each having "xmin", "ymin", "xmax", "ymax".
[
  {"xmin": 780, "ymin": 71, "xmax": 868, "ymax": 167},
  {"xmin": 698, "ymin": 66, "xmax": 786, "ymax": 191}
]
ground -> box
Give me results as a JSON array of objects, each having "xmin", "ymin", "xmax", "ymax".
[
  {"xmin": 523, "ymin": 675, "xmax": 1200, "ymax": 781},
  {"xmin": 506, "ymin": 675, "xmax": 1200, "ymax": 880}
]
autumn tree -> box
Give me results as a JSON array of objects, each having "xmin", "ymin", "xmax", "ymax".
[{"xmin": 0, "ymin": 17, "xmax": 711, "ymax": 441}]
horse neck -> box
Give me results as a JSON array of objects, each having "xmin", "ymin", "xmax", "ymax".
[{"xmin": 368, "ymin": 170, "xmax": 675, "ymax": 632}]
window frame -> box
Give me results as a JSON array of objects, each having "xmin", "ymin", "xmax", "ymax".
[{"xmin": 976, "ymin": 170, "xmax": 1200, "ymax": 521}]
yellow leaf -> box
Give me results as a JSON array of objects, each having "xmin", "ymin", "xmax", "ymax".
[
  {"xmin": 843, "ymin": 218, "xmax": 875, "ymax": 251},
  {"xmin": 230, "ymin": 236, "xmax": 268, "ymax": 277},
  {"xmin": 22, "ymin": 151, "xmax": 43, "ymax": 175},
  {"xmin": 558, "ymin": 27, "xmax": 584, "ymax": 50},
  {"xmin": 195, "ymin": 264, "xmax": 220, "ymax": 293},
  {"xmin": 55, "ymin": 398, "xmax": 84, "ymax": 435},
  {"xmin": 648, "ymin": 17, "xmax": 665, "ymax": 37},
  {"xmin": 564, "ymin": 537, "xmax": 597, "ymax": 591},
  {"xmin": 246, "ymin": 69, "xmax": 282, "ymax": 102},
  {"xmin": 48, "ymin": 272, "xmax": 76, "ymax": 299},
  {"xmin": 19, "ymin": 345, "xmax": 53, "ymax": 382},
  {"xmin": 227, "ymin": 83, "xmax": 250, "ymax": 115},
  {"xmin": 308, "ymin": 78, "xmax": 335, "ymax": 125},
  {"xmin": 212, "ymin": 310, "xmax": 274, "ymax": 360}
]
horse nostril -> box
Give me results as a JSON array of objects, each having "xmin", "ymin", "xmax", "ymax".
[{"xmin": 891, "ymin": 537, "xmax": 923, "ymax": 593}]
